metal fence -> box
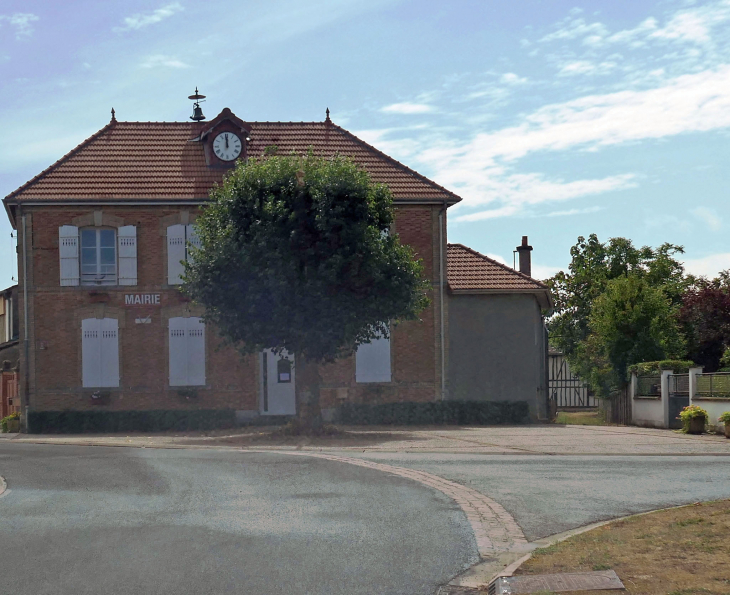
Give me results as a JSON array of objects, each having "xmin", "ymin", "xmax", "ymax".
[
  {"xmin": 696, "ymin": 372, "xmax": 730, "ymax": 398},
  {"xmin": 636, "ymin": 375, "xmax": 661, "ymax": 397}
]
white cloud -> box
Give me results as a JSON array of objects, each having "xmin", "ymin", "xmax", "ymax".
[
  {"xmin": 115, "ymin": 3, "xmax": 183, "ymax": 32},
  {"xmin": 0, "ymin": 13, "xmax": 39, "ymax": 39},
  {"xmin": 691, "ymin": 206, "xmax": 722, "ymax": 231},
  {"xmin": 545, "ymin": 206, "xmax": 605, "ymax": 217},
  {"xmin": 450, "ymin": 174, "xmax": 635, "ymax": 222},
  {"xmin": 446, "ymin": 66, "xmax": 730, "ymax": 165},
  {"xmin": 500, "ymin": 72, "xmax": 528, "ymax": 85},
  {"xmin": 381, "ymin": 102, "xmax": 434, "ymax": 114},
  {"xmin": 140, "ymin": 55, "xmax": 190, "ymax": 69},
  {"xmin": 558, "ymin": 60, "xmax": 617, "ymax": 76},
  {"xmin": 540, "ymin": 18, "xmax": 608, "ymax": 43},
  {"xmin": 682, "ymin": 253, "xmax": 730, "ymax": 277}
]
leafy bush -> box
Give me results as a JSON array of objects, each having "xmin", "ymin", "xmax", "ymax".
[
  {"xmin": 1, "ymin": 411, "xmax": 20, "ymax": 433},
  {"xmin": 628, "ymin": 360, "xmax": 696, "ymax": 376},
  {"xmin": 678, "ymin": 405, "xmax": 708, "ymax": 433},
  {"xmin": 336, "ymin": 401, "xmax": 529, "ymax": 425},
  {"xmin": 27, "ymin": 409, "xmax": 236, "ymax": 434},
  {"xmin": 718, "ymin": 411, "xmax": 730, "ymax": 424}
]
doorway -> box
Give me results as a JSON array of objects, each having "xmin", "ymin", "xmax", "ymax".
[{"xmin": 260, "ymin": 349, "xmax": 296, "ymax": 415}]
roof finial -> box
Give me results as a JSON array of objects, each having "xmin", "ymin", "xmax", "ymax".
[
  {"xmin": 325, "ymin": 107, "xmax": 331, "ymax": 123},
  {"xmin": 188, "ymin": 87, "xmax": 206, "ymax": 122},
  {"xmin": 110, "ymin": 107, "xmax": 116, "ymax": 122}
]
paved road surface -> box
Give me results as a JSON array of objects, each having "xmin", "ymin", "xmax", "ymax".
[
  {"xmin": 0, "ymin": 443, "xmax": 477, "ymax": 595},
  {"xmin": 339, "ymin": 452, "xmax": 730, "ymax": 540}
]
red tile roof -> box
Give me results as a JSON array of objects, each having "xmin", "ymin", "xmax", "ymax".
[
  {"xmin": 4, "ymin": 112, "xmax": 462, "ymax": 204},
  {"xmin": 447, "ymin": 243, "xmax": 552, "ymax": 307}
]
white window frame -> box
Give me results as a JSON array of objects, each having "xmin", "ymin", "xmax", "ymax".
[
  {"xmin": 169, "ymin": 316, "xmax": 206, "ymax": 386},
  {"xmin": 80, "ymin": 227, "xmax": 117, "ymax": 286},
  {"xmin": 355, "ymin": 326, "xmax": 392, "ymax": 383},
  {"xmin": 82, "ymin": 318, "xmax": 120, "ymax": 388},
  {"xmin": 167, "ymin": 224, "xmax": 200, "ymax": 285}
]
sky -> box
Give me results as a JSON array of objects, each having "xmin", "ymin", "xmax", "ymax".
[{"xmin": 1, "ymin": 0, "xmax": 729, "ymax": 286}]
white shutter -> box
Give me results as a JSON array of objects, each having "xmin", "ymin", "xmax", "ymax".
[
  {"xmin": 59, "ymin": 225, "xmax": 79, "ymax": 286},
  {"xmin": 167, "ymin": 224, "xmax": 186, "ymax": 285},
  {"xmin": 186, "ymin": 317, "xmax": 206, "ymax": 386},
  {"xmin": 169, "ymin": 317, "xmax": 187, "ymax": 386},
  {"xmin": 82, "ymin": 318, "xmax": 101, "ymax": 387},
  {"xmin": 99, "ymin": 318, "xmax": 120, "ymax": 387},
  {"xmin": 356, "ymin": 328, "xmax": 392, "ymax": 383},
  {"xmin": 186, "ymin": 224, "xmax": 201, "ymax": 251},
  {"xmin": 117, "ymin": 225, "xmax": 137, "ymax": 286}
]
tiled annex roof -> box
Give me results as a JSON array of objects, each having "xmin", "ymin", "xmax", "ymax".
[
  {"xmin": 4, "ymin": 112, "xmax": 462, "ymax": 205},
  {"xmin": 447, "ymin": 243, "xmax": 552, "ymax": 308}
]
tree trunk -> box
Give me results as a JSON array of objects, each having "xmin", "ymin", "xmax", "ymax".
[{"xmin": 294, "ymin": 353, "xmax": 324, "ymax": 433}]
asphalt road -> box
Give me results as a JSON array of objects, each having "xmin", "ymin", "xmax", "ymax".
[
  {"xmin": 0, "ymin": 443, "xmax": 478, "ymax": 595},
  {"xmin": 341, "ymin": 452, "xmax": 730, "ymax": 540}
]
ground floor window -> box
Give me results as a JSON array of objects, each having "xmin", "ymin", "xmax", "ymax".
[
  {"xmin": 82, "ymin": 318, "xmax": 119, "ymax": 387},
  {"xmin": 355, "ymin": 329, "xmax": 391, "ymax": 383},
  {"xmin": 169, "ymin": 317, "xmax": 206, "ymax": 386}
]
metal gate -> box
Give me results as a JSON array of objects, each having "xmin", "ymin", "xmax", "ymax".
[
  {"xmin": 668, "ymin": 374, "xmax": 689, "ymax": 429},
  {"xmin": 549, "ymin": 352, "xmax": 596, "ymax": 408}
]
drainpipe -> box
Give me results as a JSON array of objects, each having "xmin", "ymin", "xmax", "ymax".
[
  {"xmin": 21, "ymin": 211, "xmax": 30, "ymax": 430},
  {"xmin": 438, "ymin": 203, "xmax": 446, "ymax": 400}
]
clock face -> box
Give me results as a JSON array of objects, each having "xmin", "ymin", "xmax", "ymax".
[{"xmin": 212, "ymin": 132, "xmax": 242, "ymax": 161}]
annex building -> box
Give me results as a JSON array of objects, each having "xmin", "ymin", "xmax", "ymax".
[{"xmin": 4, "ymin": 104, "xmax": 551, "ymax": 426}]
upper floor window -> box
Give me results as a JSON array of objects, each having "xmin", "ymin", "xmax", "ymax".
[
  {"xmin": 81, "ymin": 228, "xmax": 116, "ymax": 285},
  {"xmin": 167, "ymin": 224, "xmax": 200, "ymax": 285},
  {"xmin": 59, "ymin": 224, "xmax": 137, "ymax": 287}
]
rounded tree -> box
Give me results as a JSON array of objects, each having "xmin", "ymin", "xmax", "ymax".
[{"xmin": 183, "ymin": 152, "xmax": 430, "ymax": 431}]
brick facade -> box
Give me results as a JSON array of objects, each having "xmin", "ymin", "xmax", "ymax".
[{"xmin": 16, "ymin": 202, "xmax": 448, "ymax": 416}]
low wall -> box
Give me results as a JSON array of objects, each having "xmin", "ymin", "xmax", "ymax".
[
  {"xmin": 693, "ymin": 398, "xmax": 730, "ymax": 433},
  {"xmin": 632, "ymin": 397, "xmax": 664, "ymax": 428}
]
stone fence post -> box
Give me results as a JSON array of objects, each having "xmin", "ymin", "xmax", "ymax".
[
  {"xmin": 688, "ymin": 367, "xmax": 703, "ymax": 406},
  {"xmin": 661, "ymin": 369, "xmax": 673, "ymax": 428}
]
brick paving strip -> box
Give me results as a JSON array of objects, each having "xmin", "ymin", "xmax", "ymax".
[{"xmin": 250, "ymin": 449, "xmax": 528, "ymax": 558}]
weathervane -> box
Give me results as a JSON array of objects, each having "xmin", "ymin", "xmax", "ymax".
[{"xmin": 188, "ymin": 87, "xmax": 206, "ymax": 122}]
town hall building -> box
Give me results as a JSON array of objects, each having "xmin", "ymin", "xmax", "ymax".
[{"xmin": 3, "ymin": 101, "xmax": 551, "ymax": 428}]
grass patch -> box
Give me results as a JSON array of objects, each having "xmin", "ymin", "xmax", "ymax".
[
  {"xmin": 516, "ymin": 499, "xmax": 730, "ymax": 594},
  {"xmin": 554, "ymin": 410, "xmax": 607, "ymax": 426}
]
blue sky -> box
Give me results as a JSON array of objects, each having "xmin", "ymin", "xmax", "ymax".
[{"xmin": 1, "ymin": 0, "xmax": 729, "ymax": 285}]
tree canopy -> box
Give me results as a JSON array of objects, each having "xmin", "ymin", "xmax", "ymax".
[
  {"xmin": 547, "ymin": 235, "xmax": 689, "ymax": 394},
  {"xmin": 182, "ymin": 152, "xmax": 430, "ymax": 428}
]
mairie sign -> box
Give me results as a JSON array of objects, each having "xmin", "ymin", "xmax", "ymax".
[{"xmin": 125, "ymin": 294, "xmax": 161, "ymax": 306}]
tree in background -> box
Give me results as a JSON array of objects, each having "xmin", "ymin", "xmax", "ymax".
[
  {"xmin": 183, "ymin": 152, "xmax": 429, "ymax": 431},
  {"xmin": 579, "ymin": 275, "xmax": 685, "ymax": 395},
  {"xmin": 547, "ymin": 235, "xmax": 689, "ymax": 394},
  {"xmin": 678, "ymin": 272, "xmax": 730, "ymax": 372}
]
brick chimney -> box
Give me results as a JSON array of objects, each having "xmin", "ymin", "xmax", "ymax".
[{"xmin": 516, "ymin": 236, "xmax": 533, "ymax": 277}]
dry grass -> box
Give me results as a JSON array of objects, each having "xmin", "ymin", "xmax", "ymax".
[
  {"xmin": 515, "ymin": 499, "xmax": 730, "ymax": 594},
  {"xmin": 555, "ymin": 410, "xmax": 608, "ymax": 426}
]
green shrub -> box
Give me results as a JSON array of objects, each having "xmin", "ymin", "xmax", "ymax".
[
  {"xmin": 1, "ymin": 411, "xmax": 20, "ymax": 433},
  {"xmin": 628, "ymin": 360, "xmax": 696, "ymax": 376},
  {"xmin": 336, "ymin": 400, "xmax": 529, "ymax": 425},
  {"xmin": 26, "ymin": 409, "xmax": 236, "ymax": 434},
  {"xmin": 678, "ymin": 404, "xmax": 708, "ymax": 433}
]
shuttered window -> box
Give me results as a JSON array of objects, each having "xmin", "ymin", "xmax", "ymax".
[
  {"xmin": 167, "ymin": 224, "xmax": 200, "ymax": 285},
  {"xmin": 59, "ymin": 225, "xmax": 80, "ymax": 286},
  {"xmin": 60, "ymin": 225, "xmax": 137, "ymax": 287},
  {"xmin": 117, "ymin": 225, "xmax": 137, "ymax": 285},
  {"xmin": 169, "ymin": 317, "xmax": 206, "ymax": 386},
  {"xmin": 82, "ymin": 318, "xmax": 119, "ymax": 388},
  {"xmin": 355, "ymin": 328, "xmax": 392, "ymax": 383}
]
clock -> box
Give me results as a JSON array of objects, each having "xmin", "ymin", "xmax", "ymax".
[{"xmin": 212, "ymin": 132, "xmax": 242, "ymax": 161}]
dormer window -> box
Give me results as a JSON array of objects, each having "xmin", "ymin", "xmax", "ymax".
[{"xmin": 81, "ymin": 228, "xmax": 117, "ymax": 285}]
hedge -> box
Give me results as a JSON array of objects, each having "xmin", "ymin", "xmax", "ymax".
[
  {"xmin": 335, "ymin": 400, "xmax": 529, "ymax": 425},
  {"xmin": 628, "ymin": 360, "xmax": 696, "ymax": 376},
  {"xmin": 27, "ymin": 409, "xmax": 236, "ymax": 434}
]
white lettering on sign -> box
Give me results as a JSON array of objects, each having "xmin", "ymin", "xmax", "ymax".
[{"xmin": 125, "ymin": 294, "xmax": 161, "ymax": 306}]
